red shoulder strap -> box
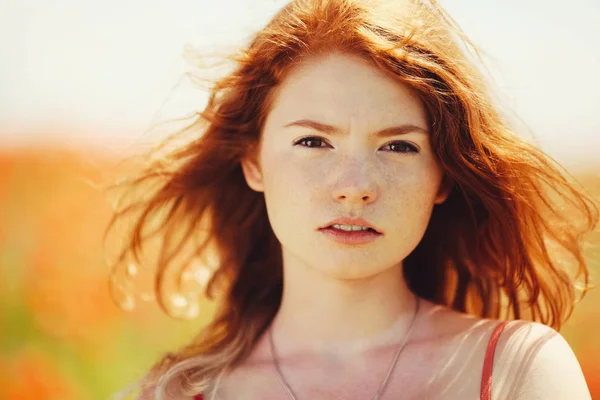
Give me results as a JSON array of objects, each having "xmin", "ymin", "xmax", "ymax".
[
  {"xmin": 480, "ymin": 321, "xmax": 509, "ymax": 400},
  {"xmin": 194, "ymin": 395, "xmax": 204, "ymax": 400}
]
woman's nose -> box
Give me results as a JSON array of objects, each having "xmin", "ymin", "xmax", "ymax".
[{"xmin": 331, "ymin": 161, "xmax": 379, "ymax": 206}]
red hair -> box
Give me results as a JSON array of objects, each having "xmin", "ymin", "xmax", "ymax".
[{"xmin": 105, "ymin": 0, "xmax": 598, "ymax": 397}]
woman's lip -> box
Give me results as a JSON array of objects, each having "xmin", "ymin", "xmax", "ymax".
[
  {"xmin": 321, "ymin": 217, "xmax": 381, "ymax": 233},
  {"xmin": 326, "ymin": 225, "xmax": 381, "ymax": 234},
  {"xmin": 319, "ymin": 227, "xmax": 382, "ymax": 245}
]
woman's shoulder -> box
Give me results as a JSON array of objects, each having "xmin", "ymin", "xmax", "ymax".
[
  {"xmin": 415, "ymin": 300, "xmax": 501, "ymax": 343},
  {"xmin": 417, "ymin": 302, "xmax": 590, "ymax": 399},
  {"xmin": 491, "ymin": 320, "xmax": 591, "ymax": 400}
]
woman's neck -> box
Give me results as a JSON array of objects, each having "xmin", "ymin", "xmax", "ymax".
[{"xmin": 269, "ymin": 254, "xmax": 418, "ymax": 361}]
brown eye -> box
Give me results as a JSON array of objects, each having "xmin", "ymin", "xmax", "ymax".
[
  {"xmin": 383, "ymin": 141, "xmax": 419, "ymax": 154},
  {"xmin": 294, "ymin": 136, "xmax": 329, "ymax": 148}
]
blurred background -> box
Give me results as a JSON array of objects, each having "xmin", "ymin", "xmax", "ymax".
[{"xmin": 1, "ymin": 0, "xmax": 599, "ymax": 398}]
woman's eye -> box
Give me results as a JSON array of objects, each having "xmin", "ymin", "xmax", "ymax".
[
  {"xmin": 293, "ymin": 137, "xmax": 419, "ymax": 154},
  {"xmin": 383, "ymin": 141, "xmax": 419, "ymax": 154},
  {"xmin": 293, "ymin": 136, "xmax": 329, "ymax": 148}
]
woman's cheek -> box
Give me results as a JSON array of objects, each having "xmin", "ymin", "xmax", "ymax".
[
  {"xmin": 385, "ymin": 167, "xmax": 441, "ymax": 218},
  {"xmin": 262, "ymin": 153, "xmax": 310, "ymax": 205}
]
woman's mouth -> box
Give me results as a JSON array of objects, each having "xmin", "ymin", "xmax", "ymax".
[{"xmin": 319, "ymin": 225, "xmax": 382, "ymax": 245}]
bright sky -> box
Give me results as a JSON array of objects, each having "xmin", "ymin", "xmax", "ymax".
[{"xmin": 1, "ymin": 0, "xmax": 599, "ymax": 166}]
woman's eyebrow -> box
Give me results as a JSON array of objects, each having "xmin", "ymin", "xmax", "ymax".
[{"xmin": 283, "ymin": 119, "xmax": 429, "ymax": 137}]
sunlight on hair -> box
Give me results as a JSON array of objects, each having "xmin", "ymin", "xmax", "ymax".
[{"xmin": 102, "ymin": 0, "xmax": 599, "ymax": 397}]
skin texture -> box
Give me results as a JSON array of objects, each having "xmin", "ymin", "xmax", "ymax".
[{"xmin": 221, "ymin": 52, "xmax": 592, "ymax": 400}]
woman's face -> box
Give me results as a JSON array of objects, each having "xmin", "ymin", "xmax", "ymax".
[{"xmin": 242, "ymin": 52, "xmax": 450, "ymax": 280}]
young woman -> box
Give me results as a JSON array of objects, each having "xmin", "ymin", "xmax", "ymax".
[{"xmin": 107, "ymin": 0, "xmax": 598, "ymax": 398}]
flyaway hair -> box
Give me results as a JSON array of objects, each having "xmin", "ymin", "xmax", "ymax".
[{"xmin": 104, "ymin": 0, "xmax": 598, "ymax": 398}]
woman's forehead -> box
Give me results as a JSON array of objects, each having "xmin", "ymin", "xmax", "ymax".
[{"xmin": 267, "ymin": 52, "xmax": 428, "ymax": 129}]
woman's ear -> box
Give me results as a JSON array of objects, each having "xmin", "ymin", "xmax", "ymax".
[
  {"xmin": 241, "ymin": 152, "xmax": 265, "ymax": 193},
  {"xmin": 434, "ymin": 174, "xmax": 453, "ymax": 205}
]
